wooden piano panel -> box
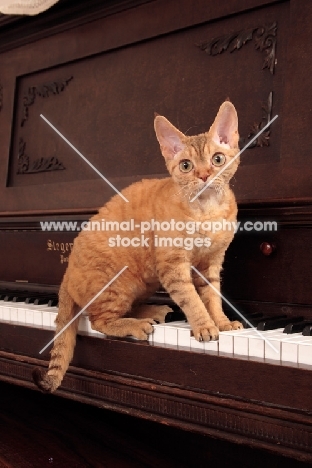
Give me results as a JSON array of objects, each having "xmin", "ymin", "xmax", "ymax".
[
  {"xmin": 2, "ymin": 380, "xmax": 309, "ymax": 468},
  {"xmin": 0, "ymin": 229, "xmax": 73, "ymax": 284},
  {"xmin": 1, "ymin": 322, "xmax": 312, "ymax": 463},
  {"xmin": 0, "ymin": 0, "xmax": 307, "ymax": 213},
  {"xmin": 223, "ymin": 206, "xmax": 312, "ymax": 306}
]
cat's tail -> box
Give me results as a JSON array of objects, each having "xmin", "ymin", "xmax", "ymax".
[{"xmin": 32, "ymin": 272, "xmax": 80, "ymax": 393}]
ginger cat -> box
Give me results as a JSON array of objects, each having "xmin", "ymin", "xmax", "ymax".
[{"xmin": 33, "ymin": 101, "xmax": 243, "ymax": 393}]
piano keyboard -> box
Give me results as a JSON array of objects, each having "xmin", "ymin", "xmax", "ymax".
[
  {"xmin": 0, "ymin": 298, "xmax": 104, "ymax": 338},
  {"xmin": 1, "ymin": 298, "xmax": 312, "ymax": 366},
  {"xmin": 149, "ymin": 321, "xmax": 312, "ymax": 365}
]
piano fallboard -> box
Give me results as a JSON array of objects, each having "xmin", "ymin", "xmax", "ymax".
[{"xmin": 1, "ymin": 321, "xmax": 312, "ymax": 463}]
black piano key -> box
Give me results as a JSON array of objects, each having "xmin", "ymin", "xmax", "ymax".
[
  {"xmin": 48, "ymin": 299, "xmax": 58, "ymax": 307},
  {"xmin": 25, "ymin": 297, "xmax": 36, "ymax": 304},
  {"xmin": 283, "ymin": 320, "xmax": 312, "ymax": 334},
  {"xmin": 257, "ymin": 316, "xmax": 304, "ymax": 331},
  {"xmin": 245, "ymin": 314, "xmax": 287, "ymax": 328},
  {"xmin": 4, "ymin": 295, "xmax": 13, "ymax": 301},
  {"xmin": 165, "ymin": 310, "xmax": 186, "ymax": 323},
  {"xmin": 12, "ymin": 296, "xmax": 26, "ymax": 302},
  {"xmin": 223, "ymin": 309, "xmax": 264, "ymax": 323},
  {"xmin": 302, "ymin": 325, "xmax": 312, "ymax": 336},
  {"xmin": 34, "ymin": 297, "xmax": 49, "ymax": 305},
  {"xmin": 239, "ymin": 313, "xmax": 264, "ymax": 327},
  {"xmin": 0, "ymin": 289, "xmax": 59, "ymax": 308}
]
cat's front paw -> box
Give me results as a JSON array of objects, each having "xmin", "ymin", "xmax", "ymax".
[
  {"xmin": 217, "ymin": 319, "xmax": 244, "ymax": 331},
  {"xmin": 132, "ymin": 318, "xmax": 155, "ymax": 340},
  {"xmin": 193, "ymin": 324, "xmax": 219, "ymax": 342}
]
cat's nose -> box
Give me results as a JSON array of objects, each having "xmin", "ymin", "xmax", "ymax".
[{"xmin": 199, "ymin": 175, "xmax": 209, "ymax": 182}]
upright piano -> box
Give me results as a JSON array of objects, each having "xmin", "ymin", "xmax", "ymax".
[{"xmin": 0, "ymin": 0, "xmax": 312, "ymax": 464}]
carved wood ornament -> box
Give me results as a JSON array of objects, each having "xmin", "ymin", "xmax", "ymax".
[
  {"xmin": 21, "ymin": 76, "xmax": 73, "ymax": 127},
  {"xmin": 17, "ymin": 137, "xmax": 65, "ymax": 174},
  {"xmin": 197, "ymin": 22, "xmax": 277, "ymax": 149},
  {"xmin": 17, "ymin": 76, "xmax": 72, "ymax": 174},
  {"xmin": 240, "ymin": 91, "xmax": 273, "ymax": 148},
  {"xmin": 197, "ymin": 22, "xmax": 277, "ymax": 74}
]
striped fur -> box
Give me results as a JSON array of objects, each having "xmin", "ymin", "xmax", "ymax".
[{"xmin": 33, "ymin": 101, "xmax": 243, "ymax": 393}]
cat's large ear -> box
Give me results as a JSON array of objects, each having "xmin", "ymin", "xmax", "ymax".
[
  {"xmin": 154, "ymin": 116, "xmax": 185, "ymax": 160},
  {"xmin": 209, "ymin": 101, "xmax": 239, "ymax": 149}
]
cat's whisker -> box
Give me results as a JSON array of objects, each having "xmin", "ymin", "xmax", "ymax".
[
  {"xmin": 173, "ymin": 183, "xmax": 195, "ymax": 199},
  {"xmin": 215, "ymin": 185, "xmax": 225, "ymax": 198},
  {"xmin": 187, "ymin": 185, "xmax": 205, "ymax": 207},
  {"xmin": 174, "ymin": 180, "xmax": 200, "ymax": 201}
]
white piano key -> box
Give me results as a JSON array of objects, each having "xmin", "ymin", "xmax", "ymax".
[
  {"xmin": 298, "ymin": 340, "xmax": 312, "ymax": 366},
  {"xmin": 164, "ymin": 324, "xmax": 178, "ymax": 346},
  {"xmin": 2, "ymin": 305, "xmax": 10, "ymax": 322},
  {"xmin": 42, "ymin": 310, "xmax": 52, "ymax": 327},
  {"xmin": 17, "ymin": 306, "xmax": 26, "ymax": 323},
  {"xmin": 80, "ymin": 309, "xmax": 100, "ymax": 337},
  {"xmin": 218, "ymin": 331, "xmax": 236, "ymax": 354},
  {"xmin": 281, "ymin": 335, "xmax": 305, "ymax": 364},
  {"xmin": 43, "ymin": 305, "xmax": 58, "ymax": 312},
  {"xmin": 36, "ymin": 306, "xmax": 56, "ymax": 327},
  {"xmin": 33, "ymin": 310, "xmax": 43, "ymax": 326},
  {"xmin": 263, "ymin": 330, "xmax": 289, "ymax": 360},
  {"xmin": 233, "ymin": 335, "xmax": 249, "ymax": 356},
  {"xmin": 85, "ymin": 319, "xmax": 105, "ymax": 338},
  {"xmin": 78, "ymin": 315, "xmax": 89, "ymax": 333},
  {"xmin": 25, "ymin": 308, "xmax": 34, "ymax": 325},
  {"xmin": 249, "ymin": 336, "xmax": 265, "ymax": 358},
  {"xmin": 50, "ymin": 311, "xmax": 57, "ymax": 327},
  {"xmin": 232, "ymin": 328, "xmax": 257, "ymax": 356},
  {"xmin": 164, "ymin": 321, "xmax": 187, "ymax": 328},
  {"xmin": 10, "ymin": 306, "xmax": 18, "ymax": 323},
  {"xmin": 177, "ymin": 327, "xmax": 191, "ymax": 348},
  {"xmin": 204, "ymin": 339, "xmax": 219, "ymax": 353},
  {"xmin": 190, "ymin": 336, "xmax": 205, "ymax": 351},
  {"xmin": 151, "ymin": 324, "xmax": 166, "ymax": 344},
  {"xmin": 82, "ymin": 317, "xmax": 101, "ymax": 337},
  {"xmin": 86, "ymin": 319, "xmax": 94, "ymax": 335},
  {"xmin": 0, "ymin": 300, "xmax": 6, "ymax": 321},
  {"xmin": 265, "ymin": 338, "xmax": 282, "ymax": 360},
  {"xmin": 189, "ymin": 336, "xmax": 219, "ymax": 352}
]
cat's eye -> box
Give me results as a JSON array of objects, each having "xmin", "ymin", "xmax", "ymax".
[
  {"xmin": 179, "ymin": 159, "xmax": 193, "ymax": 173},
  {"xmin": 212, "ymin": 153, "xmax": 226, "ymax": 166}
]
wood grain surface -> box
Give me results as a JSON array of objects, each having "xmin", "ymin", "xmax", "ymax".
[{"xmin": 0, "ymin": 381, "xmax": 310, "ymax": 468}]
